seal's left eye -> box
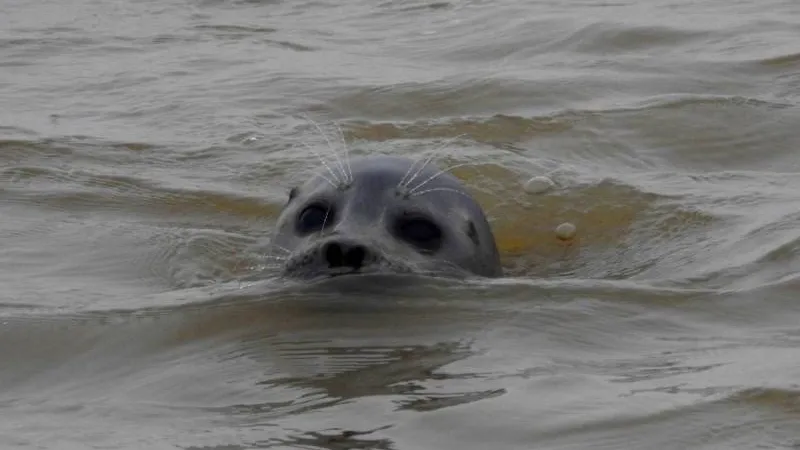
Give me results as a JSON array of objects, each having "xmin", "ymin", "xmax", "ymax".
[
  {"xmin": 297, "ymin": 203, "xmax": 334, "ymax": 234},
  {"xmin": 394, "ymin": 216, "xmax": 443, "ymax": 252}
]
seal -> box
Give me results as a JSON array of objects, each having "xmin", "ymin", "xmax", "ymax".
[{"xmin": 269, "ymin": 154, "xmax": 502, "ymax": 281}]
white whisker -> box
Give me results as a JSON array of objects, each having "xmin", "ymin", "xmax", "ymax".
[
  {"xmin": 269, "ymin": 244, "xmax": 292, "ymax": 255},
  {"xmin": 408, "ymin": 162, "xmax": 476, "ymax": 195},
  {"xmin": 410, "ymin": 186, "xmax": 475, "ymax": 200},
  {"xmin": 302, "ymin": 114, "xmax": 349, "ymax": 186},
  {"xmin": 401, "ymin": 134, "xmax": 466, "ymax": 189},
  {"xmin": 322, "ymin": 204, "xmax": 331, "ymax": 231},
  {"xmin": 333, "ymin": 122, "xmax": 353, "ymax": 184},
  {"xmin": 259, "ymin": 230, "xmax": 292, "ymax": 273},
  {"xmin": 399, "ymin": 151, "xmax": 432, "ymax": 189},
  {"xmin": 261, "ymin": 255, "xmax": 288, "ymax": 262},
  {"xmin": 398, "ymin": 148, "xmax": 429, "ymax": 189},
  {"xmin": 297, "ymin": 141, "xmax": 340, "ymax": 188},
  {"xmin": 254, "ymin": 263, "xmax": 283, "ymax": 272}
]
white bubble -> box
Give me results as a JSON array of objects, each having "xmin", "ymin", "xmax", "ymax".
[
  {"xmin": 555, "ymin": 222, "xmax": 577, "ymax": 240},
  {"xmin": 523, "ymin": 176, "xmax": 554, "ymax": 194}
]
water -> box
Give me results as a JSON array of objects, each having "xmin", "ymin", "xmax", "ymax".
[{"xmin": 2, "ymin": 0, "xmax": 800, "ymax": 448}]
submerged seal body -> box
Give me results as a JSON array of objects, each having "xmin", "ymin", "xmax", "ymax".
[{"xmin": 270, "ymin": 154, "xmax": 502, "ymax": 281}]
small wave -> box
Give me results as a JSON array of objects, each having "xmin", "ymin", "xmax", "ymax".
[
  {"xmin": 0, "ymin": 303, "xmax": 47, "ymax": 318},
  {"xmin": 0, "ymin": 126, "xmax": 40, "ymax": 139},
  {"xmin": 0, "ymin": 136, "xmax": 157, "ymax": 164},
  {"xmin": 531, "ymin": 386, "xmax": 800, "ymax": 450},
  {"xmin": 194, "ymin": 24, "xmax": 279, "ymax": 34},
  {"xmin": 193, "ymin": 23, "xmax": 315, "ymax": 51},
  {"xmin": 481, "ymin": 277, "xmax": 718, "ymax": 299},
  {"xmin": 543, "ymin": 22, "xmax": 710, "ymax": 55},
  {"xmin": 0, "ymin": 163, "xmax": 281, "ymax": 220},
  {"xmin": 758, "ymin": 52, "xmax": 800, "ymax": 68},
  {"xmin": 346, "ymin": 114, "xmax": 571, "ymax": 144},
  {"xmin": 316, "ymin": 77, "xmax": 570, "ymax": 121},
  {"xmin": 558, "ymin": 93, "xmax": 795, "ymax": 116},
  {"xmin": 0, "ymin": 36, "xmax": 96, "ymax": 50},
  {"xmin": 684, "ymin": 214, "xmax": 800, "ymax": 292}
]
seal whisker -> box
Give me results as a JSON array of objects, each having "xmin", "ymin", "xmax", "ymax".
[
  {"xmin": 397, "ymin": 145, "xmax": 432, "ymax": 189},
  {"xmin": 261, "ymin": 255, "xmax": 288, "ymax": 262},
  {"xmin": 398, "ymin": 161, "xmax": 420, "ymax": 191},
  {"xmin": 297, "ymin": 141, "xmax": 341, "ymax": 188},
  {"xmin": 398, "ymin": 138, "xmax": 449, "ymax": 189},
  {"xmin": 400, "ymin": 134, "xmax": 466, "ymax": 189},
  {"xmin": 232, "ymin": 254, "xmax": 285, "ymax": 276},
  {"xmin": 268, "ymin": 243, "xmax": 292, "ymax": 256},
  {"xmin": 410, "ymin": 186, "xmax": 475, "ymax": 200},
  {"xmin": 408, "ymin": 162, "xmax": 476, "ymax": 195},
  {"xmin": 257, "ymin": 231, "xmax": 293, "ymax": 274},
  {"xmin": 399, "ymin": 150, "xmax": 434, "ymax": 190},
  {"xmin": 322, "ymin": 204, "xmax": 332, "ymax": 230},
  {"xmin": 301, "ymin": 114, "xmax": 350, "ymax": 186},
  {"xmin": 332, "ymin": 122, "xmax": 354, "ymax": 184},
  {"xmin": 258, "ymin": 248, "xmax": 286, "ymax": 262},
  {"xmin": 239, "ymin": 261, "xmax": 282, "ymax": 272},
  {"xmin": 255, "ymin": 263, "xmax": 283, "ymax": 271}
]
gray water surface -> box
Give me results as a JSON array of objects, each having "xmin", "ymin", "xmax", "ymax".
[{"xmin": 2, "ymin": 0, "xmax": 800, "ymax": 448}]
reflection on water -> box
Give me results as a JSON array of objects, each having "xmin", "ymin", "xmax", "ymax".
[{"xmin": 2, "ymin": 0, "xmax": 800, "ymax": 448}]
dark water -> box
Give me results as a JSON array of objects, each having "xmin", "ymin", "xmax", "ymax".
[{"xmin": 2, "ymin": 0, "xmax": 800, "ymax": 448}]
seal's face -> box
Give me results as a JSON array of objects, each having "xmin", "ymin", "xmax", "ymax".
[{"xmin": 271, "ymin": 155, "xmax": 502, "ymax": 281}]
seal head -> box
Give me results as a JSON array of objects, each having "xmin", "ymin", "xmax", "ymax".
[{"xmin": 271, "ymin": 155, "xmax": 502, "ymax": 281}]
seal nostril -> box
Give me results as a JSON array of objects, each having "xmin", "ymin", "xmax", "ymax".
[
  {"xmin": 344, "ymin": 245, "xmax": 366, "ymax": 270},
  {"xmin": 324, "ymin": 242, "xmax": 344, "ymax": 268},
  {"xmin": 322, "ymin": 241, "xmax": 367, "ymax": 270}
]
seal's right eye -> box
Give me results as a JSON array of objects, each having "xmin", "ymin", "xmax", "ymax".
[{"xmin": 296, "ymin": 203, "xmax": 334, "ymax": 234}]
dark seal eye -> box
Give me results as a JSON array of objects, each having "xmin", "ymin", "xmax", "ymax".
[
  {"xmin": 394, "ymin": 216, "xmax": 443, "ymax": 252},
  {"xmin": 296, "ymin": 203, "xmax": 334, "ymax": 234}
]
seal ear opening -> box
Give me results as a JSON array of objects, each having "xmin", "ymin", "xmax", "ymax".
[{"xmin": 466, "ymin": 220, "xmax": 480, "ymax": 246}]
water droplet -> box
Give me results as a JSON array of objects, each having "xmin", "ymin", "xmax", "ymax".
[
  {"xmin": 524, "ymin": 176, "xmax": 554, "ymax": 194},
  {"xmin": 555, "ymin": 222, "xmax": 576, "ymax": 240}
]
